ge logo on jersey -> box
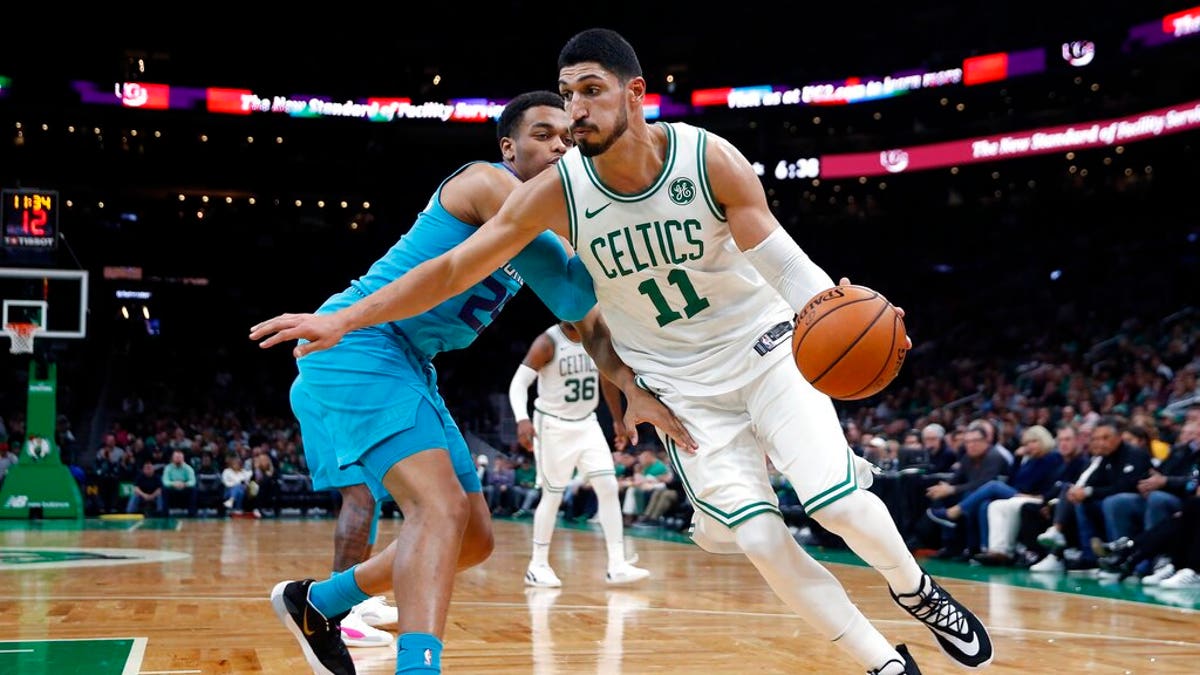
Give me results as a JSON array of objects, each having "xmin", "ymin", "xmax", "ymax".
[{"xmin": 669, "ymin": 178, "xmax": 696, "ymax": 205}]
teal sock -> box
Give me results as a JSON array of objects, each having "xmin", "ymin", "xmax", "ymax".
[
  {"xmin": 308, "ymin": 566, "xmax": 369, "ymax": 618},
  {"xmin": 396, "ymin": 632, "xmax": 441, "ymax": 674}
]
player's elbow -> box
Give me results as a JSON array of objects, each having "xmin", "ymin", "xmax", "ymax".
[
  {"xmin": 555, "ymin": 301, "xmax": 594, "ymax": 324},
  {"xmin": 547, "ymin": 292, "xmax": 596, "ymax": 323}
]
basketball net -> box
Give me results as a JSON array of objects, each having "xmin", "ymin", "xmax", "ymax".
[{"xmin": 4, "ymin": 322, "xmax": 40, "ymax": 354}]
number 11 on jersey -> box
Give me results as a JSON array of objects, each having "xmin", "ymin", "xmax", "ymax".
[{"xmin": 637, "ymin": 268, "xmax": 710, "ymax": 327}]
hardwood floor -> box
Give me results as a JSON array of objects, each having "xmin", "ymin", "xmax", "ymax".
[{"xmin": 1, "ymin": 516, "xmax": 1196, "ymax": 673}]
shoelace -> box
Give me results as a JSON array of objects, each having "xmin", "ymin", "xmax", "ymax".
[
  {"xmin": 910, "ymin": 585, "xmax": 968, "ymax": 635},
  {"xmin": 868, "ymin": 659, "xmax": 903, "ymax": 675}
]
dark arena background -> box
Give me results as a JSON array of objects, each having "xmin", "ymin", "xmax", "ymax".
[{"xmin": 1, "ymin": 4, "xmax": 1199, "ymax": 673}]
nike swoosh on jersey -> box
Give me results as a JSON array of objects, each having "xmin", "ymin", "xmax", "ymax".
[
  {"xmin": 585, "ymin": 203, "xmax": 612, "ymax": 218},
  {"xmin": 929, "ymin": 624, "xmax": 980, "ymax": 657}
]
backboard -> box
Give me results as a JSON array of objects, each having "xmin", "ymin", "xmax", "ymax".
[{"xmin": 0, "ymin": 268, "xmax": 88, "ymax": 344}]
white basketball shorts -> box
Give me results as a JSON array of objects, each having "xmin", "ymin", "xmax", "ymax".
[
  {"xmin": 639, "ymin": 356, "xmax": 859, "ymax": 535},
  {"xmin": 532, "ymin": 411, "xmax": 616, "ymax": 493}
]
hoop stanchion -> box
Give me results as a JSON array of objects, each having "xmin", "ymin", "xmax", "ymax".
[{"xmin": 4, "ymin": 322, "xmax": 40, "ymax": 354}]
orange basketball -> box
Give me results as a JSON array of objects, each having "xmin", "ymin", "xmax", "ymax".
[{"xmin": 792, "ymin": 284, "xmax": 908, "ymax": 400}]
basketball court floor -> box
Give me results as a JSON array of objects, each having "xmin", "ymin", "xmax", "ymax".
[{"xmin": 1, "ymin": 515, "xmax": 1196, "ymax": 674}]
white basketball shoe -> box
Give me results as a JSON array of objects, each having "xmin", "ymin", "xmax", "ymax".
[
  {"xmin": 339, "ymin": 607, "xmax": 393, "ymax": 648},
  {"xmin": 525, "ymin": 563, "xmax": 564, "ymax": 588},
  {"xmin": 353, "ymin": 595, "xmax": 398, "ymax": 627},
  {"xmin": 605, "ymin": 562, "xmax": 651, "ymax": 585}
]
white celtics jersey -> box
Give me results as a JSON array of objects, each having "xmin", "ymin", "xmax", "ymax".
[
  {"xmin": 533, "ymin": 324, "xmax": 601, "ymax": 421},
  {"xmin": 558, "ymin": 122, "xmax": 794, "ymax": 396}
]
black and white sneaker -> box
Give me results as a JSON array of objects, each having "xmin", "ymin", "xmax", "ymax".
[
  {"xmin": 890, "ymin": 573, "xmax": 992, "ymax": 669},
  {"xmin": 270, "ymin": 579, "xmax": 356, "ymax": 675},
  {"xmin": 868, "ymin": 643, "xmax": 922, "ymax": 674}
]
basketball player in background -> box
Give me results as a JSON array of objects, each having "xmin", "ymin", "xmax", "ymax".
[
  {"xmin": 258, "ymin": 90, "xmax": 692, "ymax": 675},
  {"xmin": 251, "ymin": 29, "xmax": 992, "ymax": 674},
  {"xmin": 509, "ymin": 320, "xmax": 651, "ymax": 587}
]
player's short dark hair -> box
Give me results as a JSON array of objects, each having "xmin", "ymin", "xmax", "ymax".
[
  {"xmin": 497, "ymin": 90, "xmax": 564, "ymax": 142},
  {"xmin": 558, "ymin": 28, "xmax": 643, "ymax": 81}
]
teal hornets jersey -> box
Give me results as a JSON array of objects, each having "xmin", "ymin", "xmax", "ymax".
[{"xmin": 349, "ymin": 161, "xmax": 526, "ymax": 358}]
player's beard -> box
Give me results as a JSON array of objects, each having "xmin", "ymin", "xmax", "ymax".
[{"xmin": 576, "ymin": 106, "xmax": 629, "ymax": 158}]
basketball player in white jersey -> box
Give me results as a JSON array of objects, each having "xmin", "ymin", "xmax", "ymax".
[
  {"xmin": 251, "ymin": 28, "xmax": 993, "ymax": 675},
  {"xmin": 509, "ymin": 321, "xmax": 651, "ymax": 587}
]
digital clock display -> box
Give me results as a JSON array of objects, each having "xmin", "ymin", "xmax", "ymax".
[{"xmin": 3, "ymin": 188, "xmax": 58, "ymax": 250}]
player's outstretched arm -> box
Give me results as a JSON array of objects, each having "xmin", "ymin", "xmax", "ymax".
[
  {"xmin": 573, "ymin": 308, "xmax": 698, "ymax": 453},
  {"xmin": 249, "ymin": 172, "xmax": 563, "ymax": 357},
  {"xmin": 509, "ymin": 232, "xmax": 598, "ymax": 323}
]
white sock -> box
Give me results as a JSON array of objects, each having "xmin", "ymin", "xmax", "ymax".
[
  {"xmin": 591, "ymin": 475, "xmax": 627, "ymax": 571},
  {"xmin": 833, "ymin": 611, "xmax": 903, "ymax": 673},
  {"xmin": 530, "ymin": 489, "xmax": 563, "ymax": 567}
]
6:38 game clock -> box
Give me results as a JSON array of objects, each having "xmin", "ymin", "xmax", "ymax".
[{"xmin": 3, "ymin": 188, "xmax": 58, "ymax": 250}]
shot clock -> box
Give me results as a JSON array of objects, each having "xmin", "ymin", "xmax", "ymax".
[{"xmin": 3, "ymin": 188, "xmax": 58, "ymax": 250}]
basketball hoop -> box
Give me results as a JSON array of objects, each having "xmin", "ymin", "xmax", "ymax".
[{"xmin": 4, "ymin": 322, "xmax": 41, "ymax": 354}]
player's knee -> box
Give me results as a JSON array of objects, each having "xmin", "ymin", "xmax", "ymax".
[
  {"xmin": 407, "ymin": 489, "xmax": 471, "ymax": 534},
  {"xmin": 460, "ymin": 522, "xmax": 495, "ymax": 568},
  {"xmin": 733, "ymin": 514, "xmax": 791, "ymax": 559},
  {"xmin": 808, "ymin": 490, "xmax": 871, "ymax": 535},
  {"xmin": 689, "ymin": 513, "xmax": 746, "ymax": 554},
  {"xmin": 591, "ymin": 474, "xmax": 618, "ymax": 498}
]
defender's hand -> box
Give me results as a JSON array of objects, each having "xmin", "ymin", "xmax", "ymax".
[
  {"xmin": 622, "ymin": 386, "xmax": 698, "ymax": 454},
  {"xmin": 250, "ymin": 312, "xmax": 348, "ymax": 358}
]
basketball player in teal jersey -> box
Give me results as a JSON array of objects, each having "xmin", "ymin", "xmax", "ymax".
[
  {"xmin": 262, "ymin": 91, "xmax": 694, "ymax": 675},
  {"xmin": 253, "ymin": 30, "xmax": 995, "ymax": 674}
]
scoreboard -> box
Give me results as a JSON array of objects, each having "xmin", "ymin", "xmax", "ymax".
[{"xmin": 3, "ymin": 188, "xmax": 59, "ymax": 250}]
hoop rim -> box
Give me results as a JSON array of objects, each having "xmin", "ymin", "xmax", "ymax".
[
  {"xmin": 4, "ymin": 321, "xmax": 42, "ymax": 334},
  {"xmin": 4, "ymin": 321, "xmax": 41, "ymax": 354}
]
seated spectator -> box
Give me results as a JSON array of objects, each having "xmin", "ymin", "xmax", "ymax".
[
  {"xmin": 863, "ymin": 436, "xmax": 894, "ymax": 470},
  {"xmin": 162, "ymin": 450, "xmax": 198, "ymax": 517},
  {"xmin": 1032, "ymin": 416, "xmax": 1152, "ymax": 573},
  {"xmin": 970, "ymin": 418, "xmax": 1015, "ymax": 470},
  {"xmin": 622, "ymin": 448, "xmax": 671, "ymax": 526},
  {"xmin": 922, "ymin": 424, "xmax": 1008, "ymax": 558},
  {"xmin": 637, "ymin": 455, "xmax": 682, "ymax": 528},
  {"xmin": 221, "ymin": 455, "xmax": 253, "ymax": 514},
  {"xmin": 89, "ymin": 442, "xmax": 125, "ymax": 514},
  {"xmin": 249, "ymin": 451, "xmax": 279, "ymax": 518},
  {"xmin": 1101, "ymin": 419, "xmax": 1200, "ymax": 548},
  {"xmin": 511, "ymin": 451, "xmax": 540, "ymax": 518},
  {"xmin": 125, "ymin": 461, "xmax": 164, "ymax": 516},
  {"xmin": 483, "ymin": 455, "xmax": 517, "ymax": 516},
  {"xmin": 926, "ymin": 425, "xmax": 1063, "ymax": 565},
  {"xmin": 920, "ymin": 423, "xmax": 959, "ymax": 474},
  {"xmin": 1014, "ymin": 422, "xmax": 1091, "ymax": 567}
]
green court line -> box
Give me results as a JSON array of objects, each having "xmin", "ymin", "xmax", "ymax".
[{"xmin": 0, "ymin": 637, "xmax": 145, "ymax": 675}]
